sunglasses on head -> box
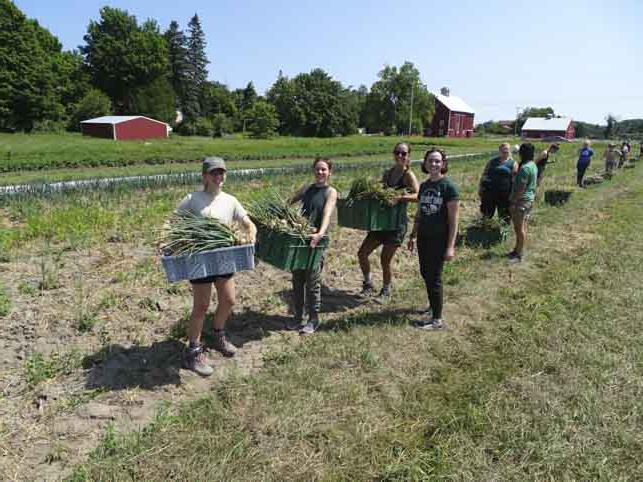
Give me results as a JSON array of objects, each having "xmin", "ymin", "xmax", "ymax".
[{"xmin": 394, "ymin": 150, "xmax": 408, "ymax": 156}]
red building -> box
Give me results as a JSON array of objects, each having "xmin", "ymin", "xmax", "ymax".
[
  {"xmin": 80, "ymin": 116, "xmax": 170, "ymax": 140},
  {"xmin": 521, "ymin": 117, "xmax": 575, "ymax": 140},
  {"xmin": 427, "ymin": 88, "xmax": 475, "ymax": 138}
]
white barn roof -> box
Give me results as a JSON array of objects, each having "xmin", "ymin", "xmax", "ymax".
[
  {"xmin": 81, "ymin": 116, "xmax": 167, "ymax": 126},
  {"xmin": 522, "ymin": 117, "xmax": 572, "ymax": 132},
  {"xmin": 435, "ymin": 93, "xmax": 475, "ymax": 114}
]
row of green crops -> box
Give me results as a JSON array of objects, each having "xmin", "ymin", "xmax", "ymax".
[{"xmin": 0, "ymin": 133, "xmax": 502, "ymax": 173}]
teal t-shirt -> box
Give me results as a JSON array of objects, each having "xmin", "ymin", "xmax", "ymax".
[
  {"xmin": 513, "ymin": 161, "xmax": 538, "ymax": 203},
  {"xmin": 417, "ymin": 177, "xmax": 460, "ymax": 238}
]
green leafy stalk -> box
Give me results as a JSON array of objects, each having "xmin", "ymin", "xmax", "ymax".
[
  {"xmin": 248, "ymin": 190, "xmax": 313, "ymax": 239},
  {"xmin": 160, "ymin": 211, "xmax": 239, "ymax": 255},
  {"xmin": 345, "ymin": 177, "xmax": 399, "ymax": 205}
]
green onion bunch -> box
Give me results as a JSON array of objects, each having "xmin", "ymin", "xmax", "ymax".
[
  {"xmin": 160, "ymin": 211, "xmax": 239, "ymax": 255},
  {"xmin": 346, "ymin": 177, "xmax": 399, "ymax": 205},
  {"xmin": 248, "ymin": 190, "xmax": 313, "ymax": 239}
]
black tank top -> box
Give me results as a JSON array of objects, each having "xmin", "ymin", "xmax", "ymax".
[
  {"xmin": 383, "ymin": 167, "xmax": 410, "ymax": 225},
  {"xmin": 301, "ymin": 184, "xmax": 329, "ymax": 229}
]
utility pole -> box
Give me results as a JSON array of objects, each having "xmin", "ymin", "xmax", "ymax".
[
  {"xmin": 514, "ymin": 106, "xmax": 521, "ymax": 138},
  {"xmin": 408, "ymin": 81, "xmax": 414, "ymax": 136}
]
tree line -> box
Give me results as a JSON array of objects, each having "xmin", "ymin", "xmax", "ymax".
[{"xmin": 0, "ymin": 1, "xmax": 435, "ymax": 138}]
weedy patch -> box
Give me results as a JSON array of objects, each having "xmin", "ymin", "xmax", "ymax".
[
  {"xmin": 25, "ymin": 350, "xmax": 83, "ymax": 387},
  {"xmin": 0, "ymin": 283, "xmax": 11, "ymax": 316}
]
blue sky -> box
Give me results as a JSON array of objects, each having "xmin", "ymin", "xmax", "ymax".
[{"xmin": 15, "ymin": 0, "xmax": 643, "ymax": 124}]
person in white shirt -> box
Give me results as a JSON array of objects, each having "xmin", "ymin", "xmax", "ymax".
[{"xmin": 173, "ymin": 157, "xmax": 256, "ymax": 377}]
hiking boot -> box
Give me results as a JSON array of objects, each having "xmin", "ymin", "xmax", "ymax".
[
  {"xmin": 506, "ymin": 250, "xmax": 518, "ymax": 259},
  {"xmin": 414, "ymin": 319, "xmax": 447, "ymax": 331},
  {"xmin": 212, "ymin": 330, "xmax": 237, "ymax": 357},
  {"xmin": 183, "ymin": 344, "xmax": 214, "ymax": 377},
  {"xmin": 373, "ymin": 287, "xmax": 391, "ymax": 305},
  {"xmin": 299, "ymin": 318, "xmax": 320, "ymax": 335},
  {"xmin": 359, "ymin": 281, "xmax": 376, "ymax": 298}
]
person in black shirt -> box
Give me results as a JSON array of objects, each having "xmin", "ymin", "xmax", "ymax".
[
  {"xmin": 358, "ymin": 143, "xmax": 419, "ymax": 303},
  {"xmin": 288, "ymin": 157, "xmax": 338, "ymax": 334},
  {"xmin": 408, "ymin": 148, "xmax": 460, "ymax": 330}
]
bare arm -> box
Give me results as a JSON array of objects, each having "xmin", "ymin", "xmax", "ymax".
[
  {"xmin": 445, "ymin": 200, "xmax": 459, "ymax": 261},
  {"xmin": 398, "ymin": 171, "xmax": 420, "ymax": 203},
  {"xmin": 240, "ymin": 215, "xmax": 257, "ymax": 244},
  {"xmin": 288, "ymin": 184, "xmax": 309, "ymax": 204},
  {"xmin": 310, "ymin": 187, "xmax": 338, "ymax": 247}
]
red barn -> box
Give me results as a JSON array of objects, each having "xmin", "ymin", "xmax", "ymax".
[
  {"xmin": 427, "ymin": 88, "xmax": 475, "ymax": 137},
  {"xmin": 80, "ymin": 116, "xmax": 170, "ymax": 140},
  {"xmin": 521, "ymin": 117, "xmax": 575, "ymax": 140}
]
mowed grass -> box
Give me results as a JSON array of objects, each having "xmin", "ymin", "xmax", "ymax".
[
  {"xmin": 0, "ymin": 132, "xmax": 501, "ymax": 175},
  {"xmin": 65, "ymin": 156, "xmax": 642, "ymax": 479}
]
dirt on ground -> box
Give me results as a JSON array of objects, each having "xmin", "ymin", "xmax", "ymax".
[{"xmin": 0, "ymin": 222, "xmax": 441, "ymax": 481}]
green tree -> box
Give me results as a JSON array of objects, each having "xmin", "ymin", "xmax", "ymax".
[
  {"xmin": 80, "ymin": 7, "xmax": 169, "ymax": 113},
  {"xmin": 201, "ymin": 81, "xmax": 237, "ymax": 119},
  {"xmin": 211, "ymin": 113, "xmax": 233, "ymax": 137},
  {"xmin": 130, "ymin": 77, "xmax": 176, "ymax": 124},
  {"xmin": 0, "ymin": 0, "xmax": 80, "ymax": 131},
  {"xmin": 164, "ymin": 20, "xmax": 189, "ymax": 111},
  {"xmin": 266, "ymin": 68, "xmax": 357, "ymax": 137},
  {"xmin": 68, "ymin": 88, "xmax": 112, "ymax": 131},
  {"xmin": 247, "ymin": 99, "xmax": 279, "ymax": 138},
  {"xmin": 363, "ymin": 62, "xmax": 433, "ymax": 135},
  {"xmin": 605, "ymin": 114, "xmax": 618, "ymax": 139},
  {"xmin": 183, "ymin": 14, "xmax": 209, "ymax": 122}
]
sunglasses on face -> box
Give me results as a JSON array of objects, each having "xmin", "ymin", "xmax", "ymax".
[{"xmin": 394, "ymin": 150, "xmax": 409, "ymax": 156}]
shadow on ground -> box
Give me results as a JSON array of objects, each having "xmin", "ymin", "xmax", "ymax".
[{"xmin": 82, "ymin": 339, "xmax": 184, "ymax": 391}]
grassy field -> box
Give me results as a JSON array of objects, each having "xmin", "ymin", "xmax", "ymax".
[
  {"xmin": 0, "ymin": 144, "xmax": 635, "ymax": 480},
  {"xmin": 63, "ymin": 158, "xmax": 642, "ymax": 480},
  {"xmin": 0, "ymin": 132, "xmax": 502, "ymax": 175}
]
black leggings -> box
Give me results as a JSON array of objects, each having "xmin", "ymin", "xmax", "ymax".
[
  {"xmin": 577, "ymin": 163, "xmax": 589, "ymax": 186},
  {"xmin": 417, "ymin": 236, "xmax": 447, "ymax": 320}
]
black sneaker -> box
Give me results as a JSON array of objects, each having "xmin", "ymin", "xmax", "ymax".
[
  {"xmin": 506, "ymin": 250, "xmax": 518, "ymax": 259},
  {"xmin": 286, "ymin": 317, "xmax": 303, "ymax": 331},
  {"xmin": 508, "ymin": 252, "xmax": 523, "ymax": 263},
  {"xmin": 360, "ymin": 281, "xmax": 376, "ymax": 297},
  {"xmin": 413, "ymin": 319, "xmax": 446, "ymax": 331},
  {"xmin": 373, "ymin": 287, "xmax": 391, "ymax": 305}
]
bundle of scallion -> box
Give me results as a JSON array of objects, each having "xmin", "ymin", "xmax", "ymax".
[
  {"xmin": 345, "ymin": 177, "xmax": 399, "ymax": 206},
  {"xmin": 160, "ymin": 211, "xmax": 239, "ymax": 255},
  {"xmin": 248, "ymin": 190, "xmax": 313, "ymax": 239}
]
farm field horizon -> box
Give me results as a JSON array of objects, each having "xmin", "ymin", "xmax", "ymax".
[{"xmin": 0, "ymin": 142, "xmax": 640, "ymax": 480}]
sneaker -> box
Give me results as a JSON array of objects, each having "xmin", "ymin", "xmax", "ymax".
[
  {"xmin": 373, "ymin": 287, "xmax": 391, "ymax": 305},
  {"xmin": 508, "ymin": 252, "xmax": 523, "ymax": 263},
  {"xmin": 183, "ymin": 344, "xmax": 214, "ymax": 377},
  {"xmin": 286, "ymin": 317, "xmax": 303, "ymax": 331},
  {"xmin": 506, "ymin": 250, "xmax": 518, "ymax": 259},
  {"xmin": 359, "ymin": 281, "xmax": 376, "ymax": 298},
  {"xmin": 299, "ymin": 318, "xmax": 320, "ymax": 335},
  {"xmin": 212, "ymin": 330, "xmax": 237, "ymax": 357},
  {"xmin": 413, "ymin": 319, "xmax": 447, "ymax": 331}
]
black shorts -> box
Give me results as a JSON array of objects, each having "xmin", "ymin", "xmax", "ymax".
[
  {"xmin": 365, "ymin": 223, "xmax": 408, "ymax": 247},
  {"xmin": 189, "ymin": 273, "xmax": 234, "ymax": 284}
]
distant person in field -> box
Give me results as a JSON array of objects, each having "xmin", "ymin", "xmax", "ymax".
[
  {"xmin": 535, "ymin": 143, "xmax": 560, "ymax": 186},
  {"xmin": 478, "ymin": 142, "xmax": 518, "ymax": 223},
  {"xmin": 408, "ymin": 148, "xmax": 459, "ymax": 330},
  {"xmin": 358, "ymin": 142, "xmax": 419, "ymax": 303},
  {"xmin": 619, "ymin": 141, "xmax": 629, "ymax": 168},
  {"xmin": 535, "ymin": 144, "xmax": 560, "ymax": 186},
  {"xmin": 508, "ymin": 143, "xmax": 538, "ymax": 263},
  {"xmin": 576, "ymin": 139, "xmax": 594, "ymax": 187},
  {"xmin": 168, "ymin": 157, "xmax": 257, "ymax": 377},
  {"xmin": 604, "ymin": 143, "xmax": 619, "ymax": 174},
  {"xmin": 288, "ymin": 157, "xmax": 337, "ymax": 334}
]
